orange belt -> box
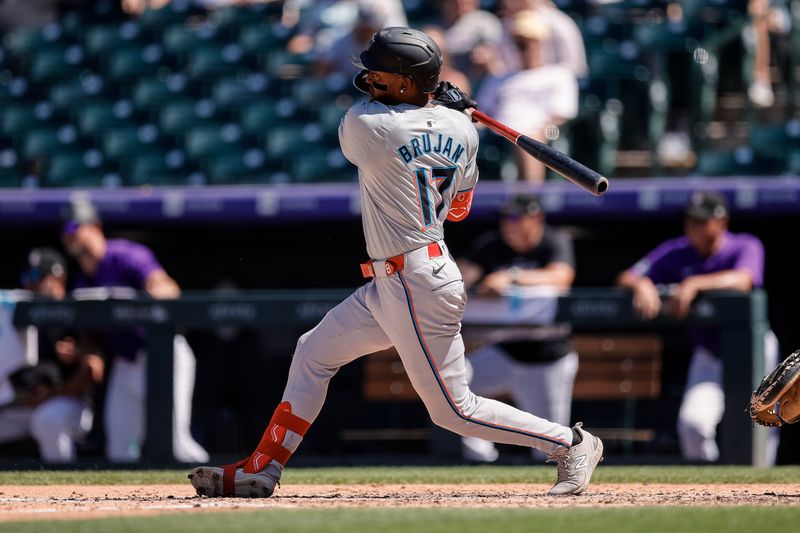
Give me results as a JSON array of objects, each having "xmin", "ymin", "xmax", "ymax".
[{"xmin": 361, "ymin": 242, "xmax": 443, "ymax": 278}]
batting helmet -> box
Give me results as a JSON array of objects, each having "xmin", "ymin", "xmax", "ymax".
[{"xmin": 351, "ymin": 27, "xmax": 442, "ymax": 93}]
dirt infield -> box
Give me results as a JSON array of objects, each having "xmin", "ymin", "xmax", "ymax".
[{"xmin": 1, "ymin": 483, "xmax": 799, "ymax": 522}]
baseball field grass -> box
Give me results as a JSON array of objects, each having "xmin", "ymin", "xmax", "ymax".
[{"xmin": 0, "ymin": 467, "xmax": 798, "ymax": 532}]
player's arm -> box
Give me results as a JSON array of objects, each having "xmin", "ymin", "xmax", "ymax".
[
  {"xmin": 669, "ymin": 237, "xmax": 763, "ymax": 318},
  {"xmin": 145, "ymin": 269, "xmax": 181, "ymax": 299},
  {"xmin": 511, "ymin": 262, "xmax": 575, "ymax": 290}
]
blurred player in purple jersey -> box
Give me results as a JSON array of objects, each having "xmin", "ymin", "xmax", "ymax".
[
  {"xmin": 617, "ymin": 191, "xmax": 778, "ymax": 462},
  {"xmin": 61, "ymin": 200, "xmax": 208, "ymax": 463}
]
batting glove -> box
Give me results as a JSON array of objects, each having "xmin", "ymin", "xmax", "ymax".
[{"xmin": 431, "ymin": 81, "xmax": 478, "ymax": 112}]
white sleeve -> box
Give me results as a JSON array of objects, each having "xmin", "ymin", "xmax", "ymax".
[
  {"xmin": 550, "ymin": 70, "xmax": 579, "ymax": 121},
  {"xmin": 338, "ymin": 102, "xmax": 389, "ymax": 167},
  {"xmin": 460, "ymin": 122, "xmax": 480, "ymax": 192}
]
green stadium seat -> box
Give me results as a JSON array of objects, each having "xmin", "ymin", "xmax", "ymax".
[
  {"xmin": 45, "ymin": 149, "xmax": 108, "ymax": 187},
  {"xmin": 187, "ymin": 44, "xmax": 247, "ymax": 78},
  {"xmin": 184, "ymin": 123, "xmax": 245, "ymax": 158},
  {"xmin": 1, "ymin": 102, "xmax": 56, "ymax": 137},
  {"xmin": 48, "ymin": 75, "xmax": 107, "ymax": 110},
  {"xmin": 0, "ymin": 77, "xmax": 34, "ymax": 104},
  {"xmin": 238, "ymin": 23, "xmax": 292, "ymax": 56},
  {"xmin": 696, "ymin": 147, "xmax": 783, "ymax": 176},
  {"xmin": 22, "ymin": 125, "xmax": 80, "ymax": 158},
  {"xmin": 212, "ymin": 3, "xmax": 281, "ymax": 30},
  {"xmin": 161, "ymin": 23, "xmax": 219, "ymax": 57},
  {"xmin": 0, "ymin": 148, "xmax": 21, "ymax": 187},
  {"xmin": 137, "ymin": 0, "xmax": 201, "ymax": 29},
  {"xmin": 76, "ymin": 100, "xmax": 136, "ymax": 136},
  {"xmin": 102, "ymin": 124, "xmax": 163, "ymax": 160},
  {"xmin": 317, "ymin": 104, "xmax": 348, "ymax": 132},
  {"xmin": 85, "ymin": 22, "xmax": 143, "ymax": 55},
  {"xmin": 288, "ymin": 149, "xmax": 353, "ymax": 183},
  {"xmin": 29, "ymin": 45, "xmax": 88, "ymax": 82},
  {"xmin": 264, "ymin": 51, "xmax": 312, "ymax": 79},
  {"xmin": 131, "ymin": 74, "xmax": 190, "ymax": 110},
  {"xmin": 125, "ymin": 150, "xmax": 188, "ymax": 186},
  {"xmin": 265, "ymin": 123, "xmax": 328, "ymax": 159},
  {"xmin": 750, "ymin": 122, "xmax": 800, "ymax": 159},
  {"xmin": 158, "ymin": 99, "xmax": 218, "ymax": 136},
  {"xmin": 106, "ymin": 45, "xmax": 167, "ymax": 80},
  {"xmin": 5, "ymin": 23, "xmax": 67, "ymax": 55},
  {"xmin": 204, "ymin": 148, "xmax": 270, "ymax": 184},
  {"xmin": 211, "ymin": 74, "xmax": 272, "ymax": 108}
]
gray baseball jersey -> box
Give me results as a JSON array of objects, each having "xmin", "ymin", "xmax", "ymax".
[{"xmin": 339, "ymin": 100, "xmax": 479, "ymax": 260}]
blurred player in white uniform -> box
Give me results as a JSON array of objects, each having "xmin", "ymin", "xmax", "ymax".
[{"xmin": 189, "ymin": 27, "xmax": 602, "ymax": 498}]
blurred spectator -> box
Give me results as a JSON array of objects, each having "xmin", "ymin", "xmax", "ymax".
[
  {"xmin": 616, "ymin": 191, "xmax": 779, "ymax": 463},
  {"xmin": 422, "ymin": 25, "xmax": 472, "ymax": 95},
  {"xmin": 457, "ymin": 193, "xmax": 577, "ymax": 462},
  {"xmin": 0, "ymin": 248, "xmax": 102, "ymax": 463},
  {"xmin": 497, "ymin": 0, "xmax": 588, "ymax": 79},
  {"xmin": 121, "ymin": 0, "xmax": 169, "ymax": 16},
  {"xmin": 745, "ymin": 0, "xmax": 792, "ymax": 108},
  {"xmin": 436, "ymin": 0, "xmax": 504, "ymax": 80},
  {"xmin": 476, "ymin": 10, "xmax": 578, "ymax": 182},
  {"xmin": 283, "ymin": 0, "xmax": 406, "ymax": 56},
  {"xmin": 0, "ymin": 0, "xmax": 63, "ymax": 30},
  {"xmin": 313, "ymin": 2, "xmax": 391, "ymax": 76},
  {"xmin": 61, "ymin": 200, "xmax": 208, "ymax": 463}
]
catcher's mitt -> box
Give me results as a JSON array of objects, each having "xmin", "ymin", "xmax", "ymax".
[{"xmin": 749, "ymin": 349, "xmax": 800, "ymax": 427}]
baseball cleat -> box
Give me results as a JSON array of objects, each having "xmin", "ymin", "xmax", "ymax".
[
  {"xmin": 546, "ymin": 423, "xmax": 604, "ymax": 496},
  {"xmin": 188, "ymin": 466, "xmax": 277, "ymax": 498}
]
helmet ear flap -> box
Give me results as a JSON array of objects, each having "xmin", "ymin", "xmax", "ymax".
[{"xmin": 353, "ymin": 69, "xmax": 370, "ymax": 93}]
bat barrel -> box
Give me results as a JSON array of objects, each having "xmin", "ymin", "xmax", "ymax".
[{"xmin": 517, "ymin": 136, "xmax": 609, "ymax": 196}]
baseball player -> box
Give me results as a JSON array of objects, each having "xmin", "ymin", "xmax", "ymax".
[
  {"xmin": 0, "ymin": 248, "xmax": 101, "ymax": 463},
  {"xmin": 189, "ymin": 27, "xmax": 603, "ymax": 497},
  {"xmin": 61, "ymin": 201, "xmax": 208, "ymax": 463}
]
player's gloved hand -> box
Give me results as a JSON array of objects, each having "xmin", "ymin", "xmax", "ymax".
[
  {"xmin": 353, "ymin": 69, "xmax": 370, "ymax": 94},
  {"xmin": 431, "ymin": 81, "xmax": 478, "ymax": 112}
]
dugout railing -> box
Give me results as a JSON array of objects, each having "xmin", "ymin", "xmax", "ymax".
[{"xmin": 12, "ymin": 289, "xmax": 772, "ymax": 466}]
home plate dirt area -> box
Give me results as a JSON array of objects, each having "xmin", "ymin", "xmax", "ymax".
[{"xmin": 1, "ymin": 484, "xmax": 799, "ymax": 522}]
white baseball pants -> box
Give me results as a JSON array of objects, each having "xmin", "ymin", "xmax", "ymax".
[
  {"xmin": 677, "ymin": 329, "xmax": 779, "ymax": 463},
  {"xmin": 0, "ymin": 397, "xmax": 92, "ymax": 462},
  {"xmin": 462, "ymin": 346, "xmax": 579, "ymax": 462},
  {"xmin": 277, "ymin": 242, "xmax": 573, "ymax": 462},
  {"xmin": 105, "ymin": 334, "xmax": 209, "ymax": 463}
]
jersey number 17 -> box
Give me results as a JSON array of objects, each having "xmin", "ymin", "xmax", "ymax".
[{"xmin": 414, "ymin": 166, "xmax": 456, "ymax": 230}]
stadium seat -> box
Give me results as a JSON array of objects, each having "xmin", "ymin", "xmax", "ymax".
[
  {"xmin": 186, "ymin": 44, "xmax": 247, "ymax": 78},
  {"xmin": 696, "ymin": 147, "xmax": 783, "ymax": 176},
  {"xmin": 137, "ymin": 0, "xmax": 202, "ymax": 29},
  {"xmin": 212, "ymin": 3, "xmax": 281, "ymax": 30},
  {"xmin": 265, "ymin": 123, "xmax": 326, "ymax": 159},
  {"xmin": 5, "ymin": 23, "xmax": 67, "ymax": 55},
  {"xmin": 238, "ymin": 99, "xmax": 305, "ymax": 137},
  {"xmin": 45, "ymin": 149, "xmax": 108, "ymax": 187},
  {"xmin": 48, "ymin": 75, "xmax": 107, "ymax": 110},
  {"xmin": 158, "ymin": 99, "xmax": 218, "ymax": 136},
  {"xmin": 29, "ymin": 45, "xmax": 88, "ymax": 83},
  {"xmin": 1, "ymin": 102, "xmax": 56, "ymax": 137},
  {"xmin": 184, "ymin": 123, "xmax": 245, "ymax": 159},
  {"xmin": 204, "ymin": 148, "xmax": 271, "ymax": 184},
  {"xmin": 0, "ymin": 148, "xmax": 21, "ymax": 187},
  {"xmin": 288, "ymin": 148, "xmax": 353, "ymax": 183},
  {"xmin": 750, "ymin": 121, "xmax": 800, "ymax": 159},
  {"xmin": 131, "ymin": 74, "xmax": 190, "ymax": 110},
  {"xmin": 102, "ymin": 124, "xmax": 163, "ymax": 160},
  {"xmin": 84, "ymin": 22, "xmax": 143, "ymax": 55},
  {"xmin": 161, "ymin": 23, "xmax": 219, "ymax": 58},
  {"xmin": 211, "ymin": 73, "xmax": 273, "ymax": 108},
  {"xmin": 290, "ymin": 74, "xmax": 350, "ymax": 107},
  {"xmin": 238, "ymin": 23, "xmax": 292, "ymax": 56},
  {"xmin": 106, "ymin": 45, "xmax": 167, "ymax": 81},
  {"xmin": 22, "ymin": 125, "xmax": 80, "ymax": 159},
  {"xmin": 76, "ymin": 100, "xmax": 136, "ymax": 136},
  {"xmin": 125, "ymin": 150, "xmax": 188, "ymax": 186}
]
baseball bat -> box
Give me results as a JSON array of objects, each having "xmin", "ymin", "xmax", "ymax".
[{"xmin": 465, "ymin": 109, "xmax": 609, "ymax": 196}]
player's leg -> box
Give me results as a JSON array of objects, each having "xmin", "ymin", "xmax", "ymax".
[
  {"xmin": 30, "ymin": 396, "xmax": 92, "ymax": 463},
  {"xmin": 376, "ymin": 261, "xmax": 571, "ymax": 455},
  {"xmin": 189, "ymin": 282, "xmax": 393, "ymax": 497},
  {"xmin": 677, "ymin": 346, "xmax": 723, "ymax": 461},
  {"xmin": 512, "ymin": 352, "xmax": 579, "ymax": 461},
  {"xmin": 172, "ymin": 334, "xmax": 209, "ymax": 463},
  {"xmin": 104, "ymin": 354, "xmax": 146, "ymax": 462},
  {"xmin": 376, "ymin": 262, "xmax": 602, "ymax": 494},
  {"xmin": 461, "ymin": 345, "xmax": 514, "ymax": 462}
]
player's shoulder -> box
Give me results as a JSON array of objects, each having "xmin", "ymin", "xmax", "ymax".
[
  {"xmin": 106, "ymin": 239, "xmax": 152, "ymax": 257},
  {"xmin": 729, "ymin": 232, "xmax": 764, "ymax": 248}
]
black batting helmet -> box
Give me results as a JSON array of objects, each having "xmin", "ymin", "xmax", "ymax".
[{"xmin": 351, "ymin": 27, "xmax": 442, "ymax": 93}]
